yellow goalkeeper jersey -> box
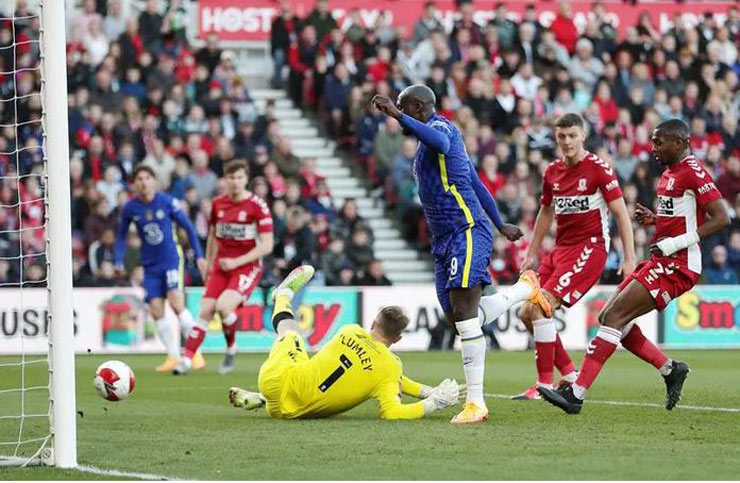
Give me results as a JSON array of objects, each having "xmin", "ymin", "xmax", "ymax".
[{"xmin": 259, "ymin": 324, "xmax": 426, "ymax": 420}]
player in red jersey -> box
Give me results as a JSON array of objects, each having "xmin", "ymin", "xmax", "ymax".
[
  {"xmin": 512, "ymin": 113, "xmax": 637, "ymax": 400},
  {"xmin": 539, "ymin": 119, "xmax": 730, "ymax": 413},
  {"xmin": 174, "ymin": 160, "xmax": 274, "ymax": 375}
]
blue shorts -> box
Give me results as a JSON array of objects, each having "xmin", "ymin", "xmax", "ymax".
[
  {"xmin": 432, "ymin": 225, "xmax": 493, "ymax": 314},
  {"xmin": 142, "ymin": 257, "xmax": 184, "ymax": 303}
]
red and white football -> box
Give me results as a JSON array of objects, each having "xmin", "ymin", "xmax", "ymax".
[{"xmin": 93, "ymin": 360, "xmax": 135, "ymax": 401}]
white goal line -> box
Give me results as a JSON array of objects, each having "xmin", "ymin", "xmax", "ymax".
[
  {"xmin": 75, "ymin": 464, "xmax": 178, "ymax": 481},
  {"xmin": 484, "ymin": 393, "xmax": 740, "ymax": 413}
]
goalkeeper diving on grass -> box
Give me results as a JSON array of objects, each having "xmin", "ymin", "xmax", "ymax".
[{"xmin": 228, "ymin": 265, "xmax": 462, "ymax": 419}]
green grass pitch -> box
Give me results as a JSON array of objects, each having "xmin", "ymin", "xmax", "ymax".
[{"xmin": 2, "ymin": 350, "xmax": 739, "ymax": 480}]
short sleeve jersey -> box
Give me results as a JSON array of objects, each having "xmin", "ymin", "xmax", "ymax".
[
  {"xmin": 655, "ymin": 155, "xmax": 722, "ymax": 274},
  {"xmin": 209, "ymin": 192, "xmax": 273, "ymax": 260},
  {"xmin": 540, "ymin": 151, "xmax": 624, "ymax": 249}
]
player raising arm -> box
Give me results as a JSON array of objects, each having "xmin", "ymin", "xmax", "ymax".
[
  {"xmin": 539, "ymin": 119, "xmax": 730, "ymax": 414},
  {"xmin": 228, "ymin": 265, "xmax": 461, "ymax": 420},
  {"xmin": 114, "ymin": 165, "xmax": 208, "ymax": 372},
  {"xmin": 372, "ymin": 85, "xmax": 553, "ymax": 424},
  {"xmin": 512, "ymin": 114, "xmax": 636, "ymax": 400},
  {"xmin": 175, "ymin": 160, "xmax": 274, "ymax": 375}
]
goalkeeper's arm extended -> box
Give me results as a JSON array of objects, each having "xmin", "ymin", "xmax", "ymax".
[{"xmin": 377, "ymin": 379, "xmax": 461, "ymax": 420}]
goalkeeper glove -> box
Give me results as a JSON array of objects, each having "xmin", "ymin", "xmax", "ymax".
[
  {"xmin": 655, "ymin": 231, "xmax": 700, "ymax": 257},
  {"xmin": 422, "ymin": 378, "xmax": 461, "ymax": 414}
]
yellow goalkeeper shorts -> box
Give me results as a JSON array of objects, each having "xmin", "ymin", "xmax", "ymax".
[{"xmin": 258, "ymin": 331, "xmax": 309, "ymax": 418}]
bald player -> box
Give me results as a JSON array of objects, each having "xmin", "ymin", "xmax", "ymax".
[
  {"xmin": 372, "ymin": 85, "xmax": 553, "ymax": 424},
  {"xmin": 539, "ymin": 119, "xmax": 730, "ymax": 414}
]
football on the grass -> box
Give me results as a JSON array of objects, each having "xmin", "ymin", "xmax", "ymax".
[{"xmin": 94, "ymin": 360, "xmax": 135, "ymax": 401}]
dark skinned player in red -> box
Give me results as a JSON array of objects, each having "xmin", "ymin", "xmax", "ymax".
[{"xmin": 538, "ymin": 119, "xmax": 730, "ymax": 414}]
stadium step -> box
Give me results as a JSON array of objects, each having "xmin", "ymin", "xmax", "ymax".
[
  {"xmin": 383, "ymin": 259, "xmax": 431, "ymax": 272},
  {"xmin": 288, "ymin": 126, "xmax": 320, "ymax": 138},
  {"xmin": 249, "ymin": 89, "xmax": 287, "ymax": 100},
  {"xmin": 385, "ymin": 271, "xmax": 435, "ymax": 284},
  {"xmin": 316, "ymin": 157, "xmax": 343, "ymax": 168},
  {"xmin": 367, "ymin": 218, "xmax": 392, "ymax": 230},
  {"xmin": 291, "ymin": 138, "xmax": 327, "ymax": 149},
  {"xmin": 326, "ymin": 178, "xmax": 360, "ymax": 189},
  {"xmin": 358, "ymin": 207, "xmax": 384, "ymax": 219},
  {"xmin": 372, "ymin": 227, "xmax": 402, "ymax": 239},
  {"xmin": 274, "ymin": 108, "xmax": 302, "ymax": 119},
  {"xmin": 253, "ymin": 98, "xmax": 293, "ymax": 109},
  {"xmin": 375, "ymin": 248, "xmax": 419, "ymax": 260},
  {"xmin": 293, "ymin": 147, "xmax": 335, "ymax": 158},
  {"xmin": 278, "ymin": 118, "xmax": 311, "ymax": 129},
  {"xmin": 316, "ymin": 166, "xmax": 350, "ymax": 178},
  {"xmin": 373, "ymin": 239, "xmax": 407, "ymax": 251},
  {"xmin": 330, "ymin": 187, "xmax": 367, "ymax": 199}
]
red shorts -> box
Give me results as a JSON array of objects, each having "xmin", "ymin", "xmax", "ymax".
[
  {"xmin": 204, "ymin": 262, "xmax": 263, "ymax": 301},
  {"xmin": 618, "ymin": 256, "xmax": 698, "ymax": 312},
  {"xmin": 539, "ymin": 241, "xmax": 607, "ymax": 307}
]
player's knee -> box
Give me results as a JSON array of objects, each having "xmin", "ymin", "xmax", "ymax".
[
  {"xmin": 518, "ymin": 304, "xmax": 536, "ymax": 333},
  {"xmin": 149, "ymin": 306, "xmax": 164, "ymax": 320},
  {"xmin": 450, "ymin": 306, "xmax": 476, "ymax": 323},
  {"xmin": 199, "ymin": 305, "xmax": 215, "ymax": 321},
  {"xmin": 598, "ymin": 305, "xmax": 622, "ymax": 329}
]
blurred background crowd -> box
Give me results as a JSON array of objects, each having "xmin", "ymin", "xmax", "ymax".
[
  {"xmin": 0, "ymin": 0, "xmax": 739, "ymax": 290},
  {"xmin": 276, "ymin": 0, "xmax": 740, "ymax": 285}
]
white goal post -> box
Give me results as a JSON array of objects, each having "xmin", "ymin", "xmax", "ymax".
[
  {"xmin": 0, "ymin": 0, "xmax": 76, "ymax": 468},
  {"xmin": 42, "ymin": 0, "xmax": 77, "ymax": 469}
]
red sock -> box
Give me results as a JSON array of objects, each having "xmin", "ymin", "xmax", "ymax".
[
  {"xmin": 222, "ymin": 314, "xmax": 238, "ymax": 350},
  {"xmin": 554, "ymin": 334, "xmax": 576, "ymax": 376},
  {"xmin": 533, "ymin": 319, "xmax": 557, "ymax": 385},
  {"xmin": 184, "ymin": 324, "xmax": 206, "ymax": 359},
  {"xmin": 575, "ymin": 326, "xmax": 621, "ymax": 390},
  {"xmin": 535, "ymin": 340, "xmax": 555, "ymax": 385},
  {"xmin": 620, "ymin": 324, "xmax": 668, "ymax": 370}
]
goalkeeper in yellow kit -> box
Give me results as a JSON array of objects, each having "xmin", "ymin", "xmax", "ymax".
[{"xmin": 228, "ymin": 265, "xmax": 461, "ymax": 419}]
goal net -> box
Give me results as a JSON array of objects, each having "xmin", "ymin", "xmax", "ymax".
[{"xmin": 0, "ymin": 0, "xmax": 76, "ymax": 468}]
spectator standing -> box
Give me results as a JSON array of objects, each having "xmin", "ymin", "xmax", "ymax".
[
  {"xmin": 412, "ymin": 2, "xmax": 443, "ymax": 47},
  {"xmin": 188, "ymin": 150, "xmax": 218, "ymax": 202},
  {"xmin": 373, "ymin": 117, "xmax": 403, "ymax": 181},
  {"xmin": 270, "ymin": 2, "xmax": 298, "ymax": 88},
  {"xmin": 305, "ymin": 0, "xmax": 338, "ymax": 42}
]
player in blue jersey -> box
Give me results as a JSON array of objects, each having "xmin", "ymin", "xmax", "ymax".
[
  {"xmin": 373, "ymin": 86, "xmax": 553, "ymax": 424},
  {"xmin": 114, "ymin": 165, "xmax": 208, "ymax": 372}
]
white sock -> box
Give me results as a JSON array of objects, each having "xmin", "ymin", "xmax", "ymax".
[
  {"xmin": 478, "ymin": 282, "xmax": 534, "ymax": 325},
  {"xmin": 532, "ymin": 318, "xmax": 556, "ymax": 343},
  {"xmin": 572, "ymin": 383, "xmax": 587, "ymax": 400},
  {"xmin": 178, "ymin": 310, "xmax": 195, "ymax": 338},
  {"xmin": 562, "ymin": 371, "xmax": 578, "ymax": 383},
  {"xmin": 659, "ymin": 359, "xmax": 673, "ymax": 376},
  {"xmin": 156, "ymin": 318, "xmax": 179, "ymax": 359},
  {"xmin": 222, "ymin": 312, "xmax": 238, "ymax": 354},
  {"xmin": 455, "ymin": 317, "xmax": 487, "ymax": 408}
]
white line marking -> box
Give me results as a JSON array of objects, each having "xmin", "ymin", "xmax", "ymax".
[
  {"xmin": 485, "ymin": 393, "xmax": 740, "ymax": 413},
  {"xmin": 76, "ymin": 464, "xmax": 178, "ymax": 480}
]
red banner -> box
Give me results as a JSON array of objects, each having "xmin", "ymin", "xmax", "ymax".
[{"xmin": 197, "ymin": 0, "xmax": 738, "ymax": 43}]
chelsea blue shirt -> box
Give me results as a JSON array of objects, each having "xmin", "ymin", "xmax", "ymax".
[
  {"xmin": 114, "ymin": 192, "xmax": 204, "ymax": 269},
  {"xmin": 401, "ymin": 113, "xmax": 501, "ymax": 240}
]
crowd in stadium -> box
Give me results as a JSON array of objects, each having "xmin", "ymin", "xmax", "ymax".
[
  {"xmin": 277, "ymin": 0, "xmax": 740, "ymax": 285},
  {"xmin": 0, "ymin": 0, "xmax": 739, "ymax": 288}
]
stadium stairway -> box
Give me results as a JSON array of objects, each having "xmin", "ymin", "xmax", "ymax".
[{"xmin": 251, "ymin": 89, "xmax": 434, "ymax": 284}]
